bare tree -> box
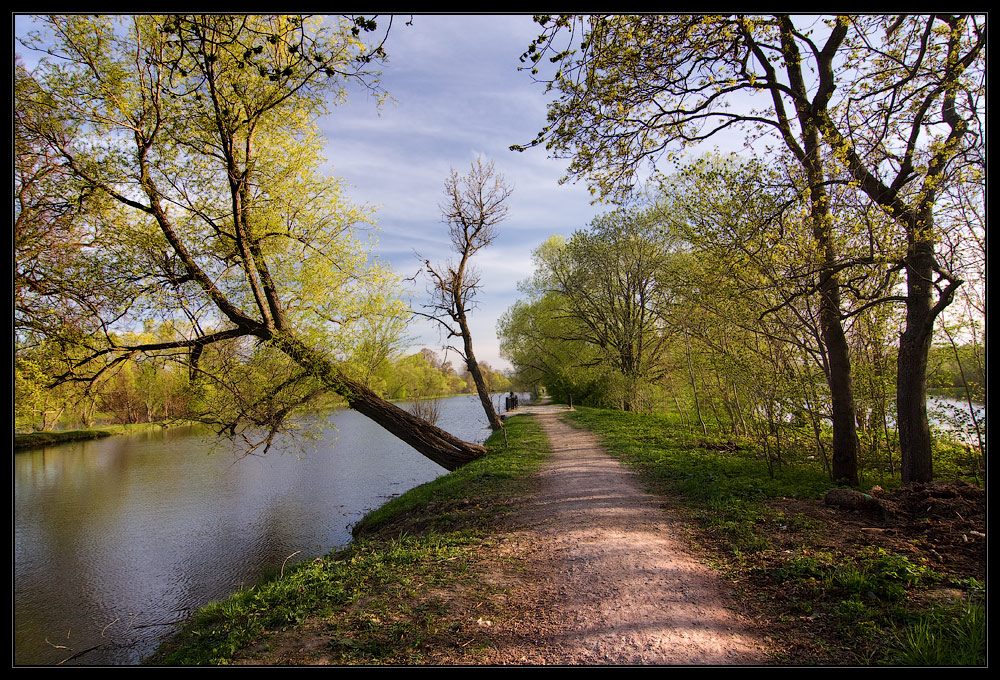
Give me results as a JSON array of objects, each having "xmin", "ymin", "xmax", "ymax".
[{"xmin": 419, "ymin": 158, "xmax": 512, "ymax": 431}]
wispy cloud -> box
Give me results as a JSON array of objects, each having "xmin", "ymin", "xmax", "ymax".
[{"xmin": 320, "ymin": 14, "xmax": 603, "ymax": 369}]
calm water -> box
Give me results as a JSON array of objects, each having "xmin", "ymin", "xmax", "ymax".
[{"xmin": 14, "ymin": 394, "xmax": 517, "ymax": 666}]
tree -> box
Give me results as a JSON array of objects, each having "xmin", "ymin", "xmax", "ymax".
[
  {"xmin": 14, "ymin": 56, "xmax": 123, "ymax": 351},
  {"xmin": 818, "ymin": 15, "xmax": 985, "ymax": 482},
  {"xmin": 515, "ymin": 13, "xmax": 984, "ymax": 484},
  {"xmin": 498, "ymin": 287, "xmax": 601, "ymax": 405},
  {"xmin": 515, "ymin": 14, "xmax": 863, "ymax": 483},
  {"xmin": 419, "ymin": 158, "xmax": 512, "ymax": 431},
  {"xmin": 529, "ymin": 209, "xmax": 676, "ymax": 411},
  {"xmin": 15, "ymin": 15, "xmax": 485, "ymax": 469}
]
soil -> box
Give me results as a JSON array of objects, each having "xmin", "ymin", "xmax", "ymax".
[{"xmin": 234, "ymin": 405, "xmax": 985, "ymax": 666}]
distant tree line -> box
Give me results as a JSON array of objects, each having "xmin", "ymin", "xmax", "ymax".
[{"xmin": 15, "ymin": 328, "xmax": 511, "ymax": 433}]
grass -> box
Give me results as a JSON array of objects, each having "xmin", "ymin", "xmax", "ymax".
[
  {"xmin": 13, "ymin": 422, "xmax": 177, "ymax": 450},
  {"xmin": 887, "ymin": 599, "xmax": 986, "ymax": 666},
  {"xmin": 564, "ymin": 406, "xmax": 985, "ymax": 666},
  {"xmin": 149, "ymin": 414, "xmax": 549, "ymax": 666}
]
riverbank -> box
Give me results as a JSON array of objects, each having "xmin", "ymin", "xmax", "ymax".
[
  {"xmin": 150, "ymin": 407, "xmax": 985, "ymax": 666},
  {"xmin": 13, "ymin": 422, "xmax": 181, "ymax": 451}
]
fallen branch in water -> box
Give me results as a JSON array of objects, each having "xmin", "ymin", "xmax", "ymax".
[{"xmin": 281, "ymin": 550, "xmax": 302, "ymax": 579}]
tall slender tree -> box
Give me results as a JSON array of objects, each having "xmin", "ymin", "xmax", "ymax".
[{"xmin": 419, "ymin": 158, "xmax": 512, "ymax": 431}]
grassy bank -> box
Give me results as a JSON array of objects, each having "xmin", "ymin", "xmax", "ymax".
[
  {"xmin": 13, "ymin": 423, "xmax": 178, "ymax": 451},
  {"xmin": 566, "ymin": 407, "xmax": 985, "ymax": 666},
  {"xmin": 150, "ymin": 414, "xmax": 549, "ymax": 666}
]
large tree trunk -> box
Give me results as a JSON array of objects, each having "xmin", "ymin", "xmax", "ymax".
[
  {"xmin": 344, "ymin": 376, "xmax": 488, "ymax": 470},
  {"xmin": 277, "ymin": 334, "xmax": 487, "ymax": 470},
  {"xmin": 897, "ymin": 241, "xmax": 938, "ymax": 483},
  {"xmin": 772, "ymin": 16, "xmax": 859, "ymax": 486},
  {"xmin": 809, "ymin": 176, "xmax": 860, "ymax": 486},
  {"xmin": 821, "ymin": 294, "xmax": 861, "ymax": 485}
]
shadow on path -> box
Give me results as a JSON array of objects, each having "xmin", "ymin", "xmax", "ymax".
[{"xmin": 483, "ymin": 410, "xmax": 769, "ymax": 666}]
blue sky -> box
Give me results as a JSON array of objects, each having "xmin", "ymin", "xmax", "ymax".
[
  {"xmin": 318, "ymin": 14, "xmax": 606, "ymax": 370},
  {"xmin": 320, "ymin": 14, "xmax": 763, "ymax": 370}
]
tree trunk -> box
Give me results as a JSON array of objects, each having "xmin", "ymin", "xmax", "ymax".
[
  {"xmin": 822, "ymin": 302, "xmax": 860, "ymax": 485},
  {"xmin": 897, "ymin": 243, "xmax": 937, "ymax": 483},
  {"xmin": 277, "ymin": 334, "xmax": 487, "ymax": 470},
  {"xmin": 344, "ymin": 379, "xmax": 488, "ymax": 470},
  {"xmin": 684, "ymin": 331, "xmax": 708, "ymax": 437},
  {"xmin": 459, "ymin": 317, "xmax": 504, "ymax": 431}
]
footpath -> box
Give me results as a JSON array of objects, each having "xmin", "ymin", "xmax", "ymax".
[{"xmin": 475, "ymin": 405, "xmax": 769, "ymax": 665}]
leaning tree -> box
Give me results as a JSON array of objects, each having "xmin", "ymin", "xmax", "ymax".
[{"xmin": 15, "ymin": 14, "xmax": 485, "ymax": 469}]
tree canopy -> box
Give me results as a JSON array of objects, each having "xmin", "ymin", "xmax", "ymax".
[
  {"xmin": 514, "ymin": 13, "xmax": 985, "ymax": 483},
  {"xmin": 15, "ymin": 14, "xmax": 486, "ymax": 468}
]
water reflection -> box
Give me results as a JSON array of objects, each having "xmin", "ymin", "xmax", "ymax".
[{"xmin": 14, "ymin": 395, "xmax": 516, "ymax": 666}]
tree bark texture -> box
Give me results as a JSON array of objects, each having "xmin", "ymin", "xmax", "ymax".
[
  {"xmin": 458, "ymin": 309, "xmax": 504, "ymax": 431},
  {"xmin": 277, "ymin": 334, "xmax": 488, "ymax": 470},
  {"xmin": 896, "ymin": 242, "xmax": 937, "ymax": 483}
]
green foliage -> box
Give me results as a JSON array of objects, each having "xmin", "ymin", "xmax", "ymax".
[
  {"xmin": 502, "ymin": 150, "xmax": 984, "ymax": 485},
  {"xmin": 15, "ymin": 15, "xmax": 436, "ymax": 454},
  {"xmin": 927, "ymin": 343, "xmax": 985, "ymax": 402},
  {"xmin": 501, "ymin": 207, "xmax": 677, "ymax": 412},
  {"xmin": 516, "ymin": 13, "xmax": 984, "ymax": 485},
  {"xmin": 498, "ymin": 286, "xmax": 601, "ymax": 404},
  {"xmin": 887, "ymin": 601, "xmax": 986, "ymax": 666},
  {"xmin": 774, "ymin": 547, "xmax": 938, "ymax": 606},
  {"xmin": 18, "ymin": 13, "xmax": 399, "ymax": 334}
]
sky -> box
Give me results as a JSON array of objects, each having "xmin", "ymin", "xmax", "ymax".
[{"xmin": 316, "ymin": 14, "xmax": 605, "ymax": 371}]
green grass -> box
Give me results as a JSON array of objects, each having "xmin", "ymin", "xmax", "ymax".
[
  {"xmin": 159, "ymin": 533, "xmax": 479, "ymax": 665},
  {"xmin": 887, "ymin": 600, "xmax": 986, "ymax": 666},
  {"xmin": 353, "ymin": 416, "xmax": 549, "ymax": 538},
  {"xmin": 13, "ymin": 423, "xmax": 176, "ymax": 450},
  {"xmin": 150, "ymin": 415, "xmax": 549, "ymax": 666}
]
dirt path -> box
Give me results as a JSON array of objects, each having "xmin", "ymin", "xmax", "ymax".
[{"xmin": 475, "ymin": 407, "xmax": 770, "ymax": 665}]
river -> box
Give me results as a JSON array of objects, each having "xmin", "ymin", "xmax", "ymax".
[{"xmin": 14, "ymin": 394, "xmax": 520, "ymax": 666}]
